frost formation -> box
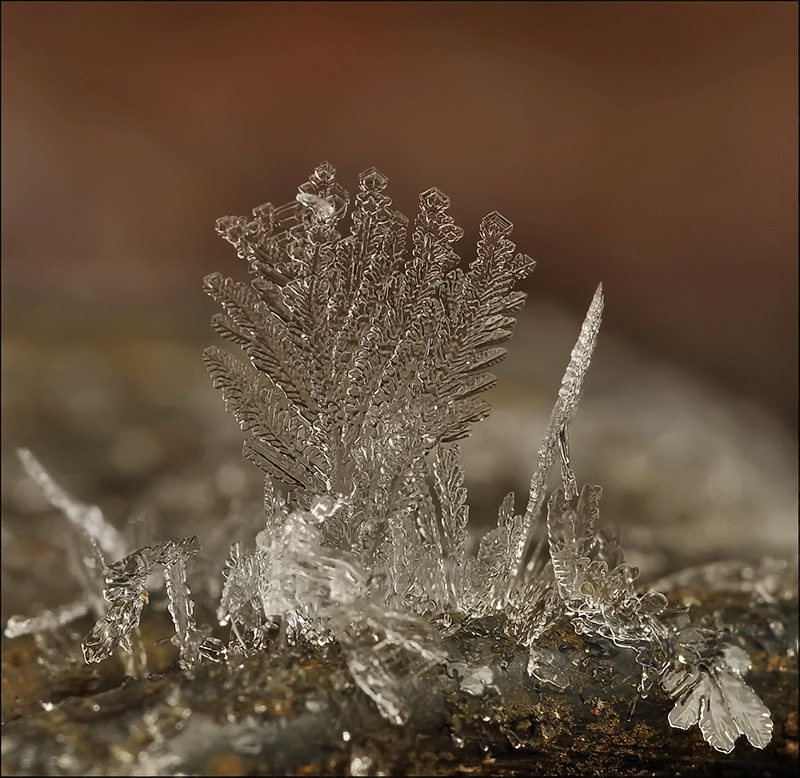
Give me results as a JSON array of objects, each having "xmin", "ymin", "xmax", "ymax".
[{"xmin": 8, "ymin": 163, "xmax": 772, "ymax": 755}]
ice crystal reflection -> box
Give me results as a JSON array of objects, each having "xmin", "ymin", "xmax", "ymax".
[{"xmin": 7, "ymin": 163, "xmax": 773, "ymax": 758}]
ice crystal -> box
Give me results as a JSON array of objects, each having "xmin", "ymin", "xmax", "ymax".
[
  {"xmin": 201, "ymin": 162, "xmax": 772, "ymax": 752},
  {"xmin": 17, "ymin": 448, "xmax": 127, "ymax": 562},
  {"xmin": 663, "ymin": 636, "xmax": 773, "ymax": 752},
  {"xmin": 82, "ymin": 536, "xmax": 207, "ymax": 664},
  {"xmin": 457, "ymin": 665, "xmax": 494, "ymax": 696},
  {"xmin": 206, "ymin": 162, "xmax": 534, "ymax": 607},
  {"xmin": 7, "ymin": 162, "xmax": 774, "ymax": 761},
  {"xmin": 331, "ymin": 604, "xmax": 447, "ymax": 725},
  {"xmin": 15, "ymin": 448, "xmax": 126, "ymax": 617},
  {"xmin": 163, "ymin": 549, "xmax": 227, "ymax": 669},
  {"xmin": 547, "ymin": 484, "xmax": 670, "ymax": 652},
  {"xmin": 507, "ymin": 283, "xmax": 604, "ymax": 599},
  {"xmin": 4, "ymin": 600, "xmax": 91, "ymax": 640}
]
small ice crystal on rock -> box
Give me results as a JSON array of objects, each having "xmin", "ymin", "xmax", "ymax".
[
  {"xmin": 459, "ymin": 665, "xmax": 494, "ymax": 696},
  {"xmin": 82, "ymin": 536, "xmax": 212, "ymax": 665},
  {"xmin": 663, "ymin": 638, "xmax": 773, "ymax": 753},
  {"xmin": 8, "ymin": 162, "xmax": 773, "ymax": 760}
]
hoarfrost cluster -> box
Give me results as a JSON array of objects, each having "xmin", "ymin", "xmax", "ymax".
[{"xmin": 7, "ymin": 163, "xmax": 774, "ymax": 756}]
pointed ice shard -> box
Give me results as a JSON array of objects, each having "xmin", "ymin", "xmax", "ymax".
[
  {"xmin": 17, "ymin": 448, "xmax": 112, "ymax": 615},
  {"xmin": 506, "ymin": 284, "xmax": 604, "ymax": 598},
  {"xmin": 17, "ymin": 448, "xmax": 127, "ymax": 561},
  {"xmin": 4, "ymin": 600, "xmax": 91, "ymax": 639}
]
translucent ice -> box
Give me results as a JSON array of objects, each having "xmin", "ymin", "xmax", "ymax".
[
  {"xmin": 5, "ymin": 164, "xmax": 773, "ymax": 756},
  {"xmin": 663, "ymin": 641, "xmax": 772, "ymax": 753}
]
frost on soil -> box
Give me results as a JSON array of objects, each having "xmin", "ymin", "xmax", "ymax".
[{"xmin": 5, "ymin": 163, "xmax": 774, "ymax": 757}]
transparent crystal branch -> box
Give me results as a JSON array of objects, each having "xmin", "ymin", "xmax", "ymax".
[
  {"xmin": 164, "ymin": 554, "xmax": 226, "ymax": 669},
  {"xmin": 82, "ymin": 537, "xmax": 207, "ymax": 665},
  {"xmin": 17, "ymin": 448, "xmax": 127, "ymax": 562},
  {"xmin": 506, "ymin": 283, "xmax": 604, "ymax": 600},
  {"xmin": 13, "ymin": 449, "xmax": 117, "ymax": 623},
  {"xmin": 432, "ymin": 443, "xmax": 469, "ymax": 610},
  {"xmin": 4, "ymin": 600, "xmax": 91, "ymax": 639}
]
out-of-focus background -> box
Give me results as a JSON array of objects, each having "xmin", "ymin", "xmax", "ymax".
[
  {"xmin": 1, "ymin": 2, "xmax": 797, "ymax": 617},
  {"xmin": 2, "ymin": 1, "xmax": 797, "ymax": 425}
]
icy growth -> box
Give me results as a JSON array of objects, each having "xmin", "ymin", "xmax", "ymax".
[
  {"xmin": 663, "ymin": 636, "xmax": 773, "ymax": 752},
  {"xmin": 208, "ymin": 163, "xmax": 534, "ymax": 608},
  {"xmin": 82, "ymin": 536, "xmax": 221, "ymax": 668},
  {"xmin": 463, "ymin": 286, "xmax": 605, "ymax": 626},
  {"xmin": 332, "ymin": 603, "xmax": 447, "ymax": 724},
  {"xmin": 14, "ymin": 449, "xmax": 127, "ymax": 619},
  {"xmin": 432, "ymin": 443, "xmax": 470, "ymax": 609},
  {"xmin": 6, "ymin": 163, "xmax": 773, "ymax": 757},
  {"xmin": 203, "ymin": 163, "xmax": 772, "ymax": 750},
  {"xmin": 12, "ymin": 452, "xmax": 223, "ymax": 667},
  {"xmin": 164, "ymin": 551, "xmax": 226, "ymax": 669},
  {"xmin": 17, "ymin": 448, "xmax": 127, "ymax": 562},
  {"xmin": 4, "ymin": 600, "xmax": 91, "ymax": 639},
  {"xmin": 540, "ymin": 450, "xmax": 773, "ymax": 750},
  {"xmin": 258, "ymin": 496, "xmax": 367, "ymax": 614},
  {"xmin": 507, "ymin": 284, "xmax": 604, "ymax": 599},
  {"xmin": 547, "ymin": 485, "xmax": 670, "ymax": 651}
]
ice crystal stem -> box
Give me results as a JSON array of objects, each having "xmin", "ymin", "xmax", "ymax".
[
  {"xmin": 163, "ymin": 557, "xmax": 201, "ymax": 670},
  {"xmin": 557, "ymin": 423, "xmax": 578, "ymax": 500},
  {"xmin": 118, "ymin": 627, "xmax": 149, "ymax": 678},
  {"xmin": 16, "ymin": 448, "xmax": 116, "ymax": 616},
  {"xmin": 17, "ymin": 448, "xmax": 127, "ymax": 561},
  {"xmin": 4, "ymin": 600, "xmax": 91, "ymax": 639},
  {"xmin": 432, "ymin": 444, "xmax": 469, "ymax": 610},
  {"xmin": 506, "ymin": 284, "xmax": 604, "ymax": 600},
  {"xmin": 82, "ymin": 537, "xmax": 205, "ymax": 665}
]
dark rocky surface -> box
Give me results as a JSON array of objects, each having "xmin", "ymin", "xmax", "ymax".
[{"xmin": 2, "ymin": 588, "xmax": 796, "ymax": 776}]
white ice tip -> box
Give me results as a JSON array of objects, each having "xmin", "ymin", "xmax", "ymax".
[
  {"xmin": 17, "ymin": 447, "xmax": 43, "ymax": 480},
  {"xmin": 589, "ymin": 283, "xmax": 604, "ymax": 317}
]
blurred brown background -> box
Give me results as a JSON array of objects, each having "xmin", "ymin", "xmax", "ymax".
[{"xmin": 2, "ymin": 1, "xmax": 797, "ymax": 428}]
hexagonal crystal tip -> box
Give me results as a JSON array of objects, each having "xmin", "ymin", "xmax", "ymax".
[
  {"xmin": 480, "ymin": 211, "xmax": 514, "ymax": 236},
  {"xmin": 312, "ymin": 161, "xmax": 336, "ymax": 183},
  {"xmin": 359, "ymin": 167, "xmax": 388, "ymax": 192},
  {"xmin": 419, "ymin": 187, "xmax": 450, "ymax": 210}
]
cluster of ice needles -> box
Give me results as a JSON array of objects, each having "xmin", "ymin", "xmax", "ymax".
[{"xmin": 7, "ymin": 163, "xmax": 772, "ymax": 755}]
